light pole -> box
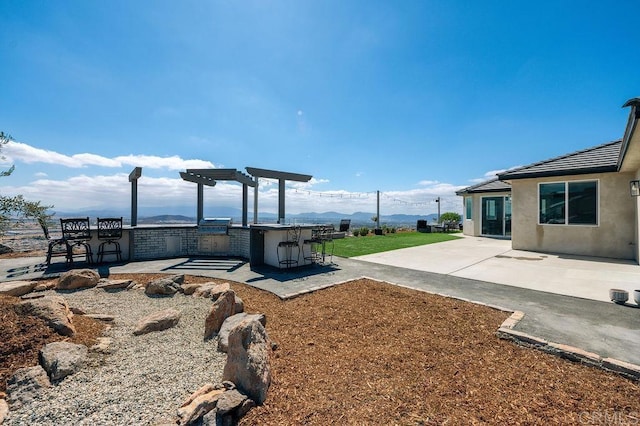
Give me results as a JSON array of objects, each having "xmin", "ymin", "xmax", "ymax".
[{"xmin": 435, "ymin": 196, "xmax": 441, "ymax": 223}]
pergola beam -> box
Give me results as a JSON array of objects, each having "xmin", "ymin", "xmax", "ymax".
[
  {"xmin": 245, "ymin": 167, "xmax": 312, "ymax": 182},
  {"xmin": 179, "ymin": 171, "xmax": 217, "ymax": 187},
  {"xmin": 186, "ymin": 168, "xmax": 256, "ymax": 187}
]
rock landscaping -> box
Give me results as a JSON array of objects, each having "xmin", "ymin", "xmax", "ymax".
[
  {"xmin": 2, "ymin": 270, "xmax": 640, "ymax": 424},
  {"xmin": 1, "ymin": 270, "xmax": 272, "ymax": 425}
]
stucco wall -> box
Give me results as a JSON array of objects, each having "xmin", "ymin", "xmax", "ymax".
[{"xmin": 510, "ymin": 171, "xmax": 636, "ymax": 259}]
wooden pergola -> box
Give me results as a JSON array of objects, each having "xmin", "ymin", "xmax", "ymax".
[
  {"xmin": 245, "ymin": 167, "xmax": 312, "ymax": 224},
  {"xmin": 179, "ymin": 168, "xmax": 255, "ymax": 226},
  {"xmin": 180, "ymin": 167, "xmax": 313, "ymax": 225}
]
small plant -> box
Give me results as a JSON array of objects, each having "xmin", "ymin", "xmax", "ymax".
[
  {"xmin": 352, "ymin": 229, "xmax": 360, "ymax": 237},
  {"xmin": 390, "ymin": 227, "xmax": 396, "ymax": 233},
  {"xmin": 359, "ymin": 227, "xmax": 369, "ymax": 236}
]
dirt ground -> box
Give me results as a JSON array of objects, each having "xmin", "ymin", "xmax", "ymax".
[{"xmin": 2, "ymin": 273, "xmax": 640, "ymax": 425}]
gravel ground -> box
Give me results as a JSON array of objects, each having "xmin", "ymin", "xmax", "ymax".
[{"xmin": 5, "ymin": 286, "xmax": 226, "ymax": 426}]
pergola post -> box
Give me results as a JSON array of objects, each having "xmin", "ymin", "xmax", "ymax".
[
  {"xmin": 242, "ymin": 183, "xmax": 248, "ymax": 227},
  {"xmin": 253, "ymin": 176, "xmax": 259, "ymax": 224},
  {"xmin": 129, "ymin": 167, "xmax": 142, "ymax": 227},
  {"xmin": 278, "ymin": 178, "xmax": 286, "ymax": 223},
  {"xmin": 197, "ymin": 183, "xmax": 204, "ymax": 224}
]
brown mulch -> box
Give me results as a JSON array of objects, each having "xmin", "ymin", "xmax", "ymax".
[
  {"xmin": 1, "ymin": 272, "xmax": 640, "ymax": 425},
  {"xmin": 0, "ymin": 295, "xmax": 106, "ymax": 394}
]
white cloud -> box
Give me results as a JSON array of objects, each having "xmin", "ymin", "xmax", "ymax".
[
  {"xmin": 113, "ymin": 154, "xmax": 216, "ymax": 170},
  {"xmin": 4, "ymin": 141, "xmax": 217, "ymax": 170},
  {"xmin": 467, "ymin": 166, "xmax": 523, "ymax": 184},
  {"xmin": 2, "ymin": 170, "xmax": 465, "ymax": 216},
  {"xmin": 0, "ymin": 141, "xmax": 465, "ymax": 216}
]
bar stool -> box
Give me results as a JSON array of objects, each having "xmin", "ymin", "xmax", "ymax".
[
  {"xmin": 96, "ymin": 217, "xmax": 123, "ymax": 263},
  {"xmin": 277, "ymin": 226, "xmax": 301, "ymax": 269},
  {"xmin": 318, "ymin": 225, "xmax": 335, "ymax": 264},
  {"xmin": 303, "ymin": 226, "xmax": 323, "ymax": 264},
  {"xmin": 61, "ymin": 217, "xmax": 93, "ymax": 264}
]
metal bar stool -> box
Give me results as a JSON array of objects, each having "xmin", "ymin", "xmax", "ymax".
[
  {"xmin": 303, "ymin": 226, "xmax": 323, "ymax": 264},
  {"xmin": 61, "ymin": 217, "xmax": 93, "ymax": 264},
  {"xmin": 318, "ymin": 224, "xmax": 335, "ymax": 264},
  {"xmin": 277, "ymin": 226, "xmax": 301, "ymax": 269},
  {"xmin": 96, "ymin": 217, "xmax": 123, "ymax": 263}
]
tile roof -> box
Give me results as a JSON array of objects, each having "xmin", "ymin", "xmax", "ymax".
[
  {"xmin": 455, "ymin": 178, "xmax": 511, "ymax": 195},
  {"xmin": 498, "ymin": 140, "xmax": 622, "ymax": 180}
]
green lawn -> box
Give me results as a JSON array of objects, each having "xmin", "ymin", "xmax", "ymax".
[{"xmin": 331, "ymin": 231, "xmax": 461, "ymax": 258}]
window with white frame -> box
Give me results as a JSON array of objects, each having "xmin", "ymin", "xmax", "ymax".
[
  {"xmin": 539, "ymin": 180, "xmax": 598, "ymax": 225},
  {"xmin": 465, "ymin": 197, "xmax": 472, "ymax": 220}
]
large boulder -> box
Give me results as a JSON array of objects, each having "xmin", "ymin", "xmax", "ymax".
[
  {"xmin": 15, "ymin": 295, "xmax": 75, "ymax": 336},
  {"xmin": 217, "ymin": 313, "xmax": 267, "ymax": 353},
  {"xmin": 96, "ymin": 279, "xmax": 134, "ymax": 290},
  {"xmin": 56, "ymin": 269, "xmax": 100, "ymax": 290},
  {"xmin": 177, "ymin": 383, "xmax": 225, "ymax": 425},
  {"xmin": 201, "ymin": 389, "xmax": 252, "ymax": 426},
  {"xmin": 181, "ymin": 283, "xmax": 203, "ymax": 296},
  {"xmin": 204, "ymin": 290, "xmax": 236, "ymax": 340},
  {"xmin": 6, "ymin": 365, "xmax": 52, "ymax": 409},
  {"xmin": 133, "ymin": 308, "xmax": 181, "ymax": 335},
  {"xmin": 0, "ymin": 280, "xmax": 37, "ymax": 297},
  {"xmin": 193, "ymin": 282, "xmax": 230, "ymax": 299},
  {"xmin": 145, "ymin": 275, "xmax": 184, "ymax": 296},
  {"xmin": 39, "ymin": 341, "xmax": 88, "ymax": 381},
  {"xmin": 222, "ymin": 317, "xmax": 271, "ymax": 405}
]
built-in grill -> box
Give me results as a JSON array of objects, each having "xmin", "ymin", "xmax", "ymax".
[
  {"xmin": 198, "ymin": 218, "xmax": 232, "ymax": 235},
  {"xmin": 197, "ymin": 218, "xmax": 232, "ymax": 254}
]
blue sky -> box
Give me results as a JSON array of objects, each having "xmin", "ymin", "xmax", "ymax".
[{"xmin": 1, "ymin": 1, "xmax": 638, "ymax": 218}]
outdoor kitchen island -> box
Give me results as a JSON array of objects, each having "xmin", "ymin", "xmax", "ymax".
[{"xmin": 249, "ymin": 223, "xmax": 318, "ymax": 269}]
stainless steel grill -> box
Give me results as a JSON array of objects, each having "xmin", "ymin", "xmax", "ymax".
[{"xmin": 198, "ymin": 218, "xmax": 232, "ymax": 235}]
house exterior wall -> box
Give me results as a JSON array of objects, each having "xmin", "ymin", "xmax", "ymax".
[
  {"xmin": 510, "ymin": 171, "xmax": 636, "ymax": 259},
  {"xmin": 462, "ymin": 191, "xmax": 511, "ymax": 237}
]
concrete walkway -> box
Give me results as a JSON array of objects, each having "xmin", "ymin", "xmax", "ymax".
[
  {"xmin": 1, "ymin": 241, "xmax": 639, "ymax": 369},
  {"xmin": 355, "ymin": 235, "xmax": 640, "ymax": 303}
]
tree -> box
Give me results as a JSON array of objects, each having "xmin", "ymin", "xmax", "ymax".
[
  {"xmin": 0, "ymin": 131, "xmax": 53, "ymax": 239},
  {"xmin": 439, "ymin": 212, "xmax": 461, "ymax": 224}
]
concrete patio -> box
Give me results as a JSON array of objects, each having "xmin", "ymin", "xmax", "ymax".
[{"xmin": 354, "ymin": 234, "xmax": 640, "ymax": 303}]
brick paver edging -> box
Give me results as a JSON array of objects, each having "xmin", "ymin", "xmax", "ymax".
[{"xmin": 282, "ymin": 275, "xmax": 640, "ymax": 382}]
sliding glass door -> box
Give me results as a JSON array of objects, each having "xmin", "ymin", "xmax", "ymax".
[{"xmin": 482, "ymin": 196, "xmax": 511, "ymax": 237}]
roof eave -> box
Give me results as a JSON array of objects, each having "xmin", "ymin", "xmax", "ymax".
[
  {"xmin": 618, "ymin": 98, "xmax": 640, "ymax": 170},
  {"xmin": 456, "ymin": 187, "xmax": 512, "ymax": 195},
  {"xmin": 499, "ymin": 166, "xmax": 618, "ymax": 181}
]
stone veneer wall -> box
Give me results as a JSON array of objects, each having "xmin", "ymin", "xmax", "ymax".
[
  {"xmin": 228, "ymin": 227, "xmax": 251, "ymax": 259},
  {"xmin": 131, "ymin": 225, "xmax": 251, "ymax": 261}
]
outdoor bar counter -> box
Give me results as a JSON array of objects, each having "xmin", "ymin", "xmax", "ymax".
[
  {"xmin": 67, "ymin": 223, "xmax": 320, "ymax": 269},
  {"xmin": 249, "ymin": 223, "xmax": 317, "ymax": 268},
  {"xmin": 130, "ymin": 223, "xmax": 318, "ymax": 269}
]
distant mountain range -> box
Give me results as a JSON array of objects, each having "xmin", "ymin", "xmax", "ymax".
[{"xmin": 52, "ymin": 206, "xmax": 442, "ymax": 227}]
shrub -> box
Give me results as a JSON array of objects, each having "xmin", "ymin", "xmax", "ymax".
[
  {"xmin": 352, "ymin": 229, "xmax": 360, "ymax": 237},
  {"xmin": 359, "ymin": 227, "xmax": 369, "ymax": 236}
]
